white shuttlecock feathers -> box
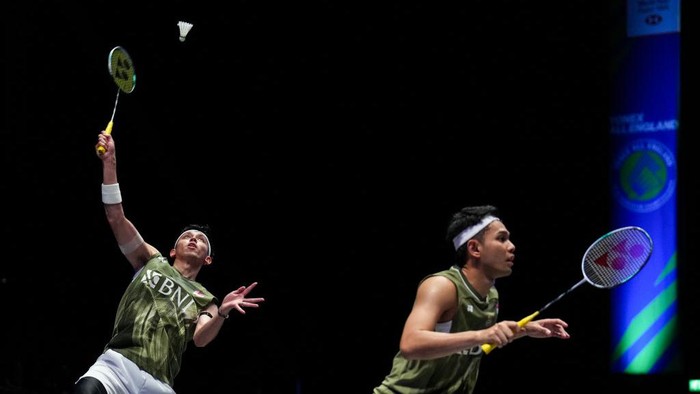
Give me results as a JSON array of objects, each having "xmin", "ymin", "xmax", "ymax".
[{"xmin": 177, "ymin": 21, "xmax": 193, "ymax": 42}]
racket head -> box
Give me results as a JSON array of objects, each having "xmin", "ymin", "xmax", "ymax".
[
  {"xmin": 581, "ymin": 226, "xmax": 653, "ymax": 289},
  {"xmin": 108, "ymin": 46, "xmax": 136, "ymax": 93}
]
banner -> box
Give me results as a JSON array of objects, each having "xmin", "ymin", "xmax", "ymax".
[{"xmin": 609, "ymin": 0, "xmax": 681, "ymax": 374}]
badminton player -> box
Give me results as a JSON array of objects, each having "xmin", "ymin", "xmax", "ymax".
[
  {"xmin": 73, "ymin": 130, "xmax": 265, "ymax": 394},
  {"xmin": 373, "ymin": 205, "xmax": 570, "ymax": 394}
]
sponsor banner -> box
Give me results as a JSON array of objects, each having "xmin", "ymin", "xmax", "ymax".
[
  {"xmin": 609, "ymin": 2, "xmax": 681, "ymax": 374},
  {"xmin": 627, "ymin": 0, "xmax": 680, "ymax": 37}
]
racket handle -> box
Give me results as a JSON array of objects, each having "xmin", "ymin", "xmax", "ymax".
[
  {"xmin": 481, "ymin": 311, "xmax": 541, "ymax": 355},
  {"xmin": 97, "ymin": 121, "xmax": 114, "ymax": 155}
]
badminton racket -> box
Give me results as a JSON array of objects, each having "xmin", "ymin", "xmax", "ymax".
[
  {"xmin": 97, "ymin": 46, "xmax": 136, "ymax": 155},
  {"xmin": 482, "ymin": 226, "xmax": 653, "ymax": 354}
]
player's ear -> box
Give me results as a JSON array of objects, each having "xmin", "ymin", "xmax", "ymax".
[{"xmin": 467, "ymin": 239, "xmax": 481, "ymax": 256}]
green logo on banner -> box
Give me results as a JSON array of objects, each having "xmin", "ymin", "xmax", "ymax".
[{"xmin": 613, "ymin": 139, "xmax": 676, "ymax": 213}]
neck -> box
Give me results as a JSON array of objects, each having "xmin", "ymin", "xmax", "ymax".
[
  {"xmin": 173, "ymin": 259, "xmax": 201, "ymax": 280},
  {"xmin": 460, "ymin": 264, "xmax": 495, "ymax": 298}
]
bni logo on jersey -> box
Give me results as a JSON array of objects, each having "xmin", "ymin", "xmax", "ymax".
[{"xmin": 612, "ymin": 138, "xmax": 676, "ymax": 213}]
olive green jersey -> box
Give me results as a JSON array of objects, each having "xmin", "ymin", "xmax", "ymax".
[
  {"xmin": 374, "ymin": 265, "xmax": 499, "ymax": 394},
  {"xmin": 106, "ymin": 254, "xmax": 216, "ymax": 387}
]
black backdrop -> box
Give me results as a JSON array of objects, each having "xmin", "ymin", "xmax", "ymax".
[{"xmin": 3, "ymin": 1, "xmax": 696, "ymax": 393}]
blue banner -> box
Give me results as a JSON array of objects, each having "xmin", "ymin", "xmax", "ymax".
[{"xmin": 609, "ymin": 0, "xmax": 681, "ymax": 374}]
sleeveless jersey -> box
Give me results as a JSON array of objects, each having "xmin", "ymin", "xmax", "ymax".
[
  {"xmin": 373, "ymin": 265, "xmax": 499, "ymax": 394},
  {"xmin": 105, "ymin": 254, "xmax": 216, "ymax": 387}
]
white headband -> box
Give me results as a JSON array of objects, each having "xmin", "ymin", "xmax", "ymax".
[
  {"xmin": 452, "ymin": 215, "xmax": 500, "ymax": 250},
  {"xmin": 174, "ymin": 230, "xmax": 212, "ymax": 257}
]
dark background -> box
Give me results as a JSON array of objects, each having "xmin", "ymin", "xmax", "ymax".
[{"xmin": 3, "ymin": 1, "xmax": 697, "ymax": 393}]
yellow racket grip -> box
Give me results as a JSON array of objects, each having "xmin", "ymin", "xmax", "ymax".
[
  {"xmin": 97, "ymin": 121, "xmax": 114, "ymax": 155},
  {"xmin": 481, "ymin": 311, "xmax": 541, "ymax": 355}
]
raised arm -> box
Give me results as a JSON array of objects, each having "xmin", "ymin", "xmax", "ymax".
[{"xmin": 96, "ymin": 131, "xmax": 158, "ymax": 271}]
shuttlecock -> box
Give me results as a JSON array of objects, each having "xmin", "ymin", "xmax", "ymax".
[{"xmin": 177, "ymin": 21, "xmax": 193, "ymax": 42}]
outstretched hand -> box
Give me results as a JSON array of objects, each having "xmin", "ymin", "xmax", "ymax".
[
  {"xmin": 524, "ymin": 318, "xmax": 570, "ymax": 339},
  {"xmin": 220, "ymin": 282, "xmax": 265, "ymax": 316}
]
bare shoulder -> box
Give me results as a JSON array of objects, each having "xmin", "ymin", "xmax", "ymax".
[
  {"xmin": 417, "ymin": 275, "xmax": 458, "ymax": 304},
  {"xmin": 413, "ymin": 274, "xmax": 459, "ymax": 320}
]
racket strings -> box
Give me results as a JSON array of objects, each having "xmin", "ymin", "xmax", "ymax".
[
  {"xmin": 582, "ymin": 229, "xmax": 653, "ymax": 288},
  {"xmin": 108, "ymin": 46, "xmax": 136, "ymax": 94}
]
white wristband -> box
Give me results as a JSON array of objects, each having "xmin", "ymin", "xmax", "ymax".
[{"xmin": 102, "ymin": 183, "xmax": 122, "ymax": 204}]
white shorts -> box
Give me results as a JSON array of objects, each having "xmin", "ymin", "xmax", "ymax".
[{"xmin": 78, "ymin": 349, "xmax": 175, "ymax": 394}]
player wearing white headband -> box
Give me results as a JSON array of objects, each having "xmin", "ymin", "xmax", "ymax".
[
  {"xmin": 174, "ymin": 226, "xmax": 213, "ymax": 258},
  {"xmin": 374, "ymin": 205, "xmax": 570, "ymax": 394},
  {"xmin": 74, "ymin": 131, "xmax": 265, "ymax": 394}
]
